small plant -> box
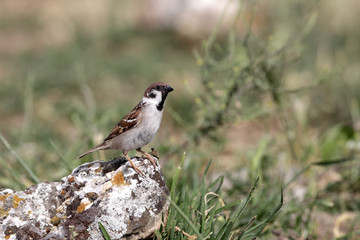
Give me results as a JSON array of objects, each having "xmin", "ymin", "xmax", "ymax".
[
  {"xmin": 69, "ymin": 225, "xmax": 79, "ymax": 240},
  {"xmin": 189, "ymin": 2, "xmax": 319, "ymax": 149},
  {"xmin": 157, "ymin": 156, "xmax": 283, "ymax": 239}
]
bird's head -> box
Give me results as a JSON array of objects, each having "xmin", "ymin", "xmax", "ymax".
[{"xmin": 143, "ymin": 82, "xmax": 174, "ymax": 110}]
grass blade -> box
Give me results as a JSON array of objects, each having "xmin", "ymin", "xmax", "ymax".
[
  {"xmin": 154, "ymin": 230, "xmax": 162, "ymax": 240},
  {"xmin": 50, "ymin": 140, "xmax": 73, "ymax": 172},
  {"xmin": 200, "ymin": 175, "xmax": 206, "ymax": 234},
  {"xmin": 221, "ymin": 221, "xmax": 234, "ymax": 240},
  {"xmin": 232, "ymin": 176, "xmax": 260, "ymax": 223},
  {"xmin": 168, "ymin": 197, "xmax": 205, "ymax": 240},
  {"xmin": 236, "ymin": 215, "xmax": 257, "ymax": 239},
  {"xmin": 215, "ymin": 220, "xmax": 231, "ymax": 240},
  {"xmin": 0, "ymin": 133, "xmax": 40, "ymax": 184},
  {"xmin": 170, "ymin": 152, "xmax": 186, "ymax": 199},
  {"xmin": 313, "ymin": 157, "xmax": 357, "ymax": 166},
  {"xmin": 247, "ymin": 187, "xmax": 284, "ymax": 238},
  {"xmin": 250, "ymin": 137, "xmax": 268, "ymax": 181},
  {"xmin": 204, "ymin": 159, "xmax": 212, "ymax": 176},
  {"xmin": 284, "ymin": 157, "xmax": 358, "ymax": 189},
  {"xmin": 206, "ymin": 174, "xmax": 223, "ymax": 193},
  {"xmin": 99, "ymin": 222, "xmax": 111, "ymax": 240},
  {"xmin": 0, "ymin": 155, "xmax": 27, "ymax": 189},
  {"xmin": 215, "ymin": 199, "xmax": 243, "ymax": 215}
]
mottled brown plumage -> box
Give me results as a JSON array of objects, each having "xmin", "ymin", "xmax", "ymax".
[{"xmin": 104, "ymin": 102, "xmax": 144, "ymax": 141}]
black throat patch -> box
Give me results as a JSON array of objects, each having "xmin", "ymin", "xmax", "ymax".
[{"xmin": 156, "ymin": 93, "xmax": 168, "ymax": 111}]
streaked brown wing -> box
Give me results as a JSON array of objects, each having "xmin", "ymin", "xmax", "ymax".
[{"xmin": 104, "ymin": 101, "xmax": 143, "ymax": 141}]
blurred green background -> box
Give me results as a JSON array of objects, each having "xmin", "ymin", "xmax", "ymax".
[{"xmin": 1, "ymin": 0, "xmax": 360, "ymax": 238}]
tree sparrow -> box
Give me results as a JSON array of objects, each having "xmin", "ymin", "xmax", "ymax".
[{"xmin": 77, "ymin": 82, "xmax": 174, "ymax": 175}]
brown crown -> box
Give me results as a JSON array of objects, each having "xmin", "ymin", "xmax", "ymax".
[{"xmin": 143, "ymin": 82, "xmax": 170, "ymax": 97}]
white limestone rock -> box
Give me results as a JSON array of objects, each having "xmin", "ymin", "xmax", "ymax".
[{"xmin": 0, "ymin": 156, "xmax": 169, "ymax": 240}]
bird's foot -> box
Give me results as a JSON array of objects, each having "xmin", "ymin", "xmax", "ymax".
[
  {"xmin": 137, "ymin": 148, "xmax": 158, "ymax": 167},
  {"xmin": 124, "ymin": 153, "xmax": 144, "ymax": 175},
  {"xmin": 131, "ymin": 164, "xmax": 144, "ymax": 175},
  {"xmin": 144, "ymin": 152, "xmax": 157, "ymax": 167}
]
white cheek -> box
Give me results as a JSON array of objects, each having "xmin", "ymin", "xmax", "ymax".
[{"xmin": 155, "ymin": 93, "xmax": 162, "ymax": 102}]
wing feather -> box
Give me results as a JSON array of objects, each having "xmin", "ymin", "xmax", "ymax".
[{"xmin": 104, "ymin": 101, "xmax": 143, "ymax": 141}]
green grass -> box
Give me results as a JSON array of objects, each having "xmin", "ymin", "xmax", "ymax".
[
  {"xmin": 1, "ymin": 0, "xmax": 360, "ymax": 239},
  {"xmin": 99, "ymin": 222, "xmax": 111, "ymax": 240},
  {"xmin": 159, "ymin": 159, "xmax": 284, "ymax": 240}
]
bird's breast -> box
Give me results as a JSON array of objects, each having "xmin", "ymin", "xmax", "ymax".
[
  {"xmin": 113, "ymin": 106, "xmax": 163, "ymax": 151},
  {"xmin": 139, "ymin": 106, "xmax": 163, "ymax": 135}
]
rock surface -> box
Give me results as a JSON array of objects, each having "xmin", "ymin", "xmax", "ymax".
[{"xmin": 0, "ymin": 156, "xmax": 169, "ymax": 240}]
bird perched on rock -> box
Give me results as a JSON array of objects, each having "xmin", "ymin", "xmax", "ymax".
[{"xmin": 77, "ymin": 82, "xmax": 174, "ymax": 175}]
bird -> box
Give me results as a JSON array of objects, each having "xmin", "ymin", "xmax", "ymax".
[{"xmin": 77, "ymin": 82, "xmax": 174, "ymax": 175}]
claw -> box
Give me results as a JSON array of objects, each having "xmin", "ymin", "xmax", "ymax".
[
  {"xmin": 136, "ymin": 148, "xmax": 158, "ymax": 167},
  {"xmin": 123, "ymin": 151, "xmax": 144, "ymax": 175}
]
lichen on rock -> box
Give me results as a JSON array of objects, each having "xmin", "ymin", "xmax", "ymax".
[{"xmin": 0, "ymin": 156, "xmax": 169, "ymax": 240}]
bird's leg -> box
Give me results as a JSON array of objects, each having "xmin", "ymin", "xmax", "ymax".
[
  {"xmin": 123, "ymin": 151, "xmax": 144, "ymax": 175},
  {"xmin": 136, "ymin": 148, "xmax": 157, "ymax": 167}
]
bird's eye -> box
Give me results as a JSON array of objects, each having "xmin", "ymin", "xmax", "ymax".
[
  {"xmin": 156, "ymin": 85, "xmax": 161, "ymax": 90},
  {"xmin": 149, "ymin": 93, "xmax": 156, "ymax": 98}
]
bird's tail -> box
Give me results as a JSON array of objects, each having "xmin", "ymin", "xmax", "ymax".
[{"xmin": 77, "ymin": 142, "xmax": 108, "ymax": 159}]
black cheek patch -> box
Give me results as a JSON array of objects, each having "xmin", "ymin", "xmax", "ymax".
[
  {"xmin": 156, "ymin": 93, "xmax": 168, "ymax": 111},
  {"xmin": 156, "ymin": 104, "xmax": 163, "ymax": 111}
]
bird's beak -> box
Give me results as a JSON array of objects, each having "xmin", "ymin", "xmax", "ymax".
[{"xmin": 164, "ymin": 85, "xmax": 174, "ymax": 93}]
